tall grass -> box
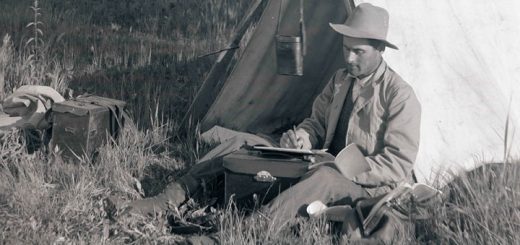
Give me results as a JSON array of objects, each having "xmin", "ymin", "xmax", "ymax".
[
  {"xmin": 0, "ymin": 0, "xmax": 72, "ymax": 99},
  {"xmin": 1, "ymin": 0, "xmax": 251, "ymax": 128},
  {"xmin": 3, "ymin": 122, "xmax": 518, "ymax": 244},
  {"xmin": 416, "ymin": 163, "xmax": 520, "ymax": 244},
  {"xmin": 0, "ymin": 119, "xmax": 187, "ymax": 243},
  {"xmin": 0, "ymin": 120, "xmax": 333, "ymax": 243},
  {"xmin": 218, "ymin": 205, "xmax": 335, "ymax": 244}
]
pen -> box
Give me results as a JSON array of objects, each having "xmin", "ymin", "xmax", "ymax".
[{"xmin": 293, "ymin": 125, "xmax": 303, "ymax": 149}]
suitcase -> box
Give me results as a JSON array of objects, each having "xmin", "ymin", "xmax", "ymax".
[
  {"xmin": 50, "ymin": 95, "xmax": 126, "ymax": 162},
  {"xmin": 222, "ymin": 148, "xmax": 311, "ymax": 208}
]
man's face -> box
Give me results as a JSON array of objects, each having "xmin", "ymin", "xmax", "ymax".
[{"xmin": 342, "ymin": 36, "xmax": 383, "ymax": 77}]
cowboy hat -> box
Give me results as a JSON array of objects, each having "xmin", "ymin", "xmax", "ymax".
[{"xmin": 329, "ymin": 3, "xmax": 398, "ymax": 50}]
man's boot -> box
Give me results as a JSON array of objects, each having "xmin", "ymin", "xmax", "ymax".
[{"xmin": 127, "ymin": 182, "xmax": 187, "ymax": 215}]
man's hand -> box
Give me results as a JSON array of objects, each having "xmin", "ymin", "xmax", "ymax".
[{"xmin": 280, "ymin": 128, "xmax": 312, "ymax": 149}]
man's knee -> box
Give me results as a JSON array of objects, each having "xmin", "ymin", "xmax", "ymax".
[
  {"xmin": 308, "ymin": 166, "xmax": 369, "ymax": 204},
  {"xmin": 308, "ymin": 165, "xmax": 342, "ymax": 179}
]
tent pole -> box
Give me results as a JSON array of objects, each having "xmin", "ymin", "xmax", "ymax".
[
  {"xmin": 178, "ymin": 0, "xmax": 269, "ymax": 136},
  {"xmin": 345, "ymin": 0, "xmax": 355, "ymax": 15}
]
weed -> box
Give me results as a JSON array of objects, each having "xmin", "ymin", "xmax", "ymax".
[
  {"xmin": 0, "ymin": 34, "xmax": 13, "ymax": 99},
  {"xmin": 26, "ymin": 0, "xmax": 44, "ymax": 61}
]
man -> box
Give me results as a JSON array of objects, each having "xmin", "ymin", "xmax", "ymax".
[
  {"xmin": 129, "ymin": 3, "xmax": 421, "ymax": 223},
  {"xmin": 268, "ymin": 2, "xmax": 421, "ymax": 220}
]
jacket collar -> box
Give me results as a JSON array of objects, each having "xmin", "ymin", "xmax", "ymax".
[
  {"xmin": 347, "ymin": 72, "xmax": 373, "ymax": 87},
  {"xmin": 351, "ymin": 60, "xmax": 387, "ymax": 114},
  {"xmin": 323, "ymin": 60, "xmax": 387, "ymax": 148},
  {"xmin": 346, "ymin": 59, "xmax": 387, "ymax": 87}
]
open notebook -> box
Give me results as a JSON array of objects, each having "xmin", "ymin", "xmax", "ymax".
[{"xmin": 252, "ymin": 145, "xmax": 314, "ymax": 155}]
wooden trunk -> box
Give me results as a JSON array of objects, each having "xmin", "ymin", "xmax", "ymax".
[{"xmin": 50, "ymin": 96, "xmax": 125, "ymax": 162}]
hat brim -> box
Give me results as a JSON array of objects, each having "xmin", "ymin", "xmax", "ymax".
[{"xmin": 329, "ymin": 23, "xmax": 399, "ymax": 50}]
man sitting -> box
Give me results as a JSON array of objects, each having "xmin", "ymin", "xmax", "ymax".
[{"xmin": 129, "ymin": 3, "xmax": 421, "ymax": 230}]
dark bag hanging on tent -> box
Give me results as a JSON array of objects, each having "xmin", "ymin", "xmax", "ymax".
[
  {"xmin": 275, "ymin": 0, "xmax": 306, "ymax": 76},
  {"xmin": 50, "ymin": 95, "xmax": 126, "ymax": 162},
  {"xmin": 222, "ymin": 147, "xmax": 312, "ymax": 208}
]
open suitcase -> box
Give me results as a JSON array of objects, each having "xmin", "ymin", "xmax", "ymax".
[{"xmin": 222, "ymin": 148, "xmax": 312, "ymax": 208}]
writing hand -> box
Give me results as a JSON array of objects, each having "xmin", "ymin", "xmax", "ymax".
[{"xmin": 280, "ymin": 127, "xmax": 311, "ymax": 149}]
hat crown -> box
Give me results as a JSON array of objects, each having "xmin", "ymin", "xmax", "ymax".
[
  {"xmin": 329, "ymin": 3, "xmax": 398, "ymax": 49},
  {"xmin": 345, "ymin": 3, "xmax": 389, "ymax": 40}
]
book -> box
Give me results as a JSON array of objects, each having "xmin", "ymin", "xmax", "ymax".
[
  {"xmin": 334, "ymin": 144, "xmax": 371, "ymax": 180},
  {"xmin": 305, "ymin": 182, "xmax": 441, "ymax": 237},
  {"xmin": 307, "ymin": 144, "xmax": 371, "ymax": 179},
  {"xmin": 357, "ymin": 182, "xmax": 442, "ymax": 236}
]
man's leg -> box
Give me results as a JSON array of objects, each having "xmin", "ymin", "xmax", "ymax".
[
  {"xmin": 266, "ymin": 165, "xmax": 370, "ymax": 223},
  {"xmin": 128, "ymin": 133, "xmax": 273, "ymax": 214},
  {"xmin": 127, "ymin": 157, "xmax": 223, "ymax": 215}
]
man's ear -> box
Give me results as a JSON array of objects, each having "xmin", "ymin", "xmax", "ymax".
[{"xmin": 378, "ymin": 43, "xmax": 386, "ymax": 52}]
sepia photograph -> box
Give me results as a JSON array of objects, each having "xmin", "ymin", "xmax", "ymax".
[{"xmin": 1, "ymin": 0, "xmax": 519, "ymax": 243}]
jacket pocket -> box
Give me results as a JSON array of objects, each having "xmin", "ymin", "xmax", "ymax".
[{"xmin": 362, "ymin": 107, "xmax": 384, "ymax": 154}]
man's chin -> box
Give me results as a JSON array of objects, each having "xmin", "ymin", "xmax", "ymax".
[
  {"xmin": 346, "ymin": 67, "xmax": 361, "ymax": 77},
  {"xmin": 348, "ymin": 71, "xmax": 361, "ymax": 77}
]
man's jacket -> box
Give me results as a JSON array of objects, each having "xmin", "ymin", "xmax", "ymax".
[{"xmin": 298, "ymin": 61, "xmax": 421, "ymax": 196}]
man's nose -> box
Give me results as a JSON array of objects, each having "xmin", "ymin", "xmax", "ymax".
[{"xmin": 345, "ymin": 51, "xmax": 356, "ymax": 64}]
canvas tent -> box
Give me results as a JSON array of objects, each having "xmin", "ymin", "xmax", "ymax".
[
  {"xmin": 184, "ymin": 0, "xmax": 348, "ymax": 134},
  {"xmin": 184, "ymin": 0, "xmax": 520, "ymax": 184}
]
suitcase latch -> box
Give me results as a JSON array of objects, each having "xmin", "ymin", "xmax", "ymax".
[{"xmin": 254, "ymin": 170, "xmax": 277, "ymax": 183}]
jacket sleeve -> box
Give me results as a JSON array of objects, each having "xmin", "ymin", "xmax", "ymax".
[
  {"xmin": 297, "ymin": 70, "xmax": 342, "ymax": 148},
  {"xmin": 353, "ymin": 83, "xmax": 421, "ymax": 187}
]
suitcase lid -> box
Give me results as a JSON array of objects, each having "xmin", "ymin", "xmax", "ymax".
[
  {"xmin": 223, "ymin": 149, "xmax": 309, "ymax": 178},
  {"xmin": 76, "ymin": 95, "xmax": 126, "ymax": 107},
  {"xmin": 53, "ymin": 95, "xmax": 126, "ymax": 116},
  {"xmin": 52, "ymin": 100, "xmax": 107, "ymax": 116}
]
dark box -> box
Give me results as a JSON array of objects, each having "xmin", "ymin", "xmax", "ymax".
[
  {"xmin": 50, "ymin": 96, "xmax": 125, "ymax": 162},
  {"xmin": 222, "ymin": 149, "xmax": 310, "ymax": 208}
]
